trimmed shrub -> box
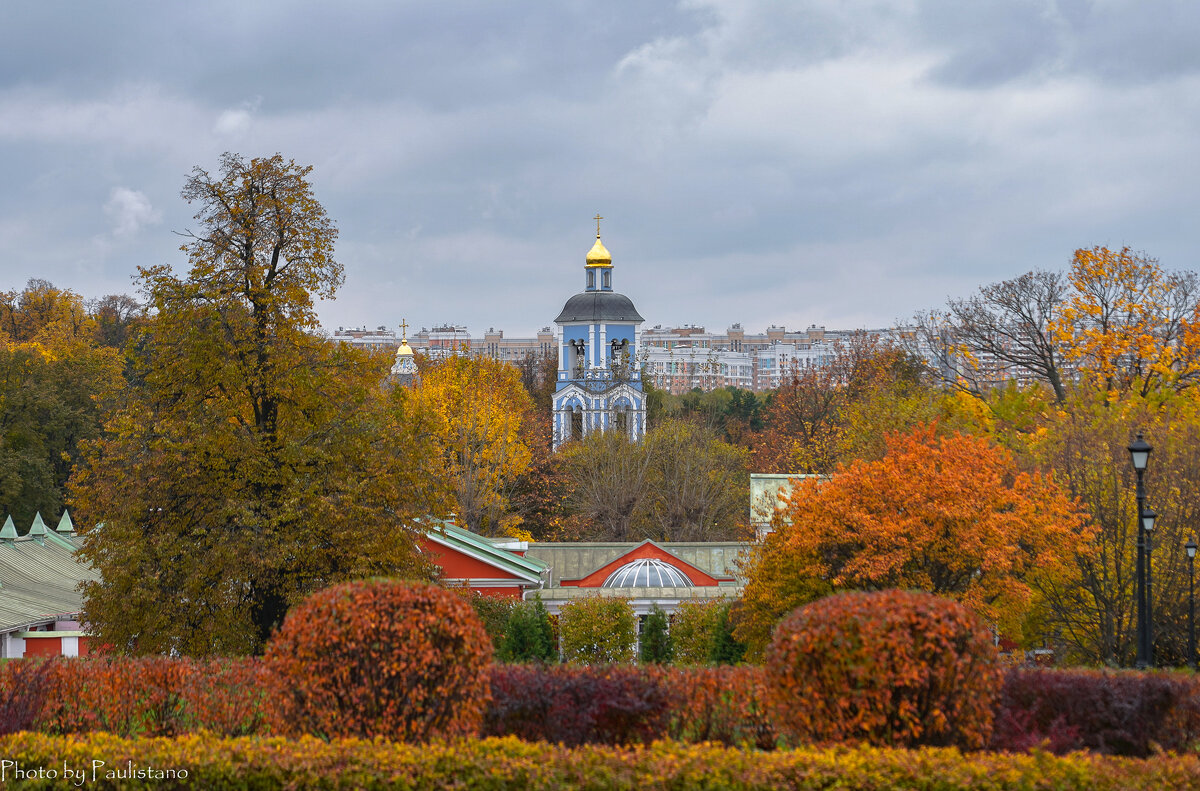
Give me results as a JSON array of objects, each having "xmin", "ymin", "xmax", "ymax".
[
  {"xmin": 661, "ymin": 665, "xmax": 778, "ymax": 749},
  {"xmin": 0, "ymin": 659, "xmax": 51, "ymax": 735},
  {"xmin": 5, "ymin": 732, "xmax": 1200, "ymax": 790},
  {"xmin": 639, "ymin": 606, "xmax": 672, "ymax": 664},
  {"xmin": 559, "ymin": 596, "xmax": 636, "ymax": 664},
  {"xmin": 498, "ymin": 598, "xmax": 556, "ymax": 663},
  {"xmin": 0, "ymin": 657, "xmax": 274, "ymax": 737},
  {"xmin": 992, "ymin": 667, "xmax": 1200, "ymax": 757},
  {"xmin": 264, "ymin": 579, "xmax": 492, "ymax": 742},
  {"xmin": 766, "ymin": 589, "xmax": 1001, "ymax": 749},
  {"xmin": 484, "ymin": 664, "xmax": 672, "ymax": 746}
]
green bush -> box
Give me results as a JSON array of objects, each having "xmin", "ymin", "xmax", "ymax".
[
  {"xmin": 465, "ymin": 592, "xmax": 517, "ymax": 651},
  {"xmin": 559, "ymin": 596, "xmax": 636, "ymax": 664},
  {"xmin": 640, "ymin": 606, "xmax": 672, "ymax": 664},
  {"xmin": 671, "ymin": 599, "xmax": 743, "ymax": 665},
  {"xmin": 766, "ymin": 589, "xmax": 1001, "ymax": 750},
  {"xmin": 499, "ymin": 598, "xmax": 556, "ymax": 663},
  {"xmin": 671, "ymin": 600, "xmax": 726, "ymax": 664}
]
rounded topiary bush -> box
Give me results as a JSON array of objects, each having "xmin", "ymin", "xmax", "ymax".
[
  {"xmin": 264, "ymin": 579, "xmax": 492, "ymax": 742},
  {"xmin": 765, "ymin": 589, "xmax": 1001, "ymax": 749}
]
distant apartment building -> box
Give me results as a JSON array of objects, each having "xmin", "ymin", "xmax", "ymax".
[
  {"xmin": 641, "ymin": 324, "xmax": 904, "ymax": 393},
  {"xmin": 332, "ymin": 325, "xmax": 556, "ymax": 362},
  {"xmin": 333, "ymin": 322, "xmax": 925, "ymax": 394}
]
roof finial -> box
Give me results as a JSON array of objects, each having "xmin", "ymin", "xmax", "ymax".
[
  {"xmin": 594, "ymin": 213, "xmax": 603, "ymax": 238},
  {"xmin": 399, "ymin": 318, "xmax": 409, "ymax": 342}
]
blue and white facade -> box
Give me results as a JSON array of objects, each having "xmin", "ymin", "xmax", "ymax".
[{"xmin": 552, "ymin": 230, "xmax": 646, "ymax": 449}]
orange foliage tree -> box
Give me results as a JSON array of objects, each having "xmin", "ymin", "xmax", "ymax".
[{"xmin": 737, "ymin": 424, "xmax": 1090, "ymax": 655}]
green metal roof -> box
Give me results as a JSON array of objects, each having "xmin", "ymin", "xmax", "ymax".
[
  {"xmin": 420, "ymin": 518, "xmax": 548, "ymax": 583},
  {"xmin": 0, "ymin": 532, "xmax": 97, "ymax": 632}
]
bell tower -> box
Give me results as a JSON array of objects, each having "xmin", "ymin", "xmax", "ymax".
[{"xmin": 551, "ymin": 217, "xmax": 646, "ymax": 449}]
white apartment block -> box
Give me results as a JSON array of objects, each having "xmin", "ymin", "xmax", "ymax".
[
  {"xmin": 332, "ymin": 325, "xmax": 556, "ymax": 362},
  {"xmin": 333, "ymin": 322, "xmax": 923, "ymax": 394}
]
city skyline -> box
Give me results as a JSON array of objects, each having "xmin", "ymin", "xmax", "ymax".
[{"xmin": 4, "ymin": 2, "xmax": 1200, "ymax": 336}]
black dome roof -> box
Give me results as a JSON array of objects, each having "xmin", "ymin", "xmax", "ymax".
[{"xmin": 554, "ymin": 291, "xmax": 644, "ymax": 323}]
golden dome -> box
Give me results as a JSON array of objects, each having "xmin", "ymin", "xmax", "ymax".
[
  {"xmin": 586, "ymin": 235, "xmax": 612, "ymax": 267},
  {"xmin": 396, "ymin": 340, "xmax": 414, "ymax": 357}
]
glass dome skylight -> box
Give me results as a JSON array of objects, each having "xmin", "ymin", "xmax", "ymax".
[{"xmin": 602, "ymin": 558, "xmax": 693, "ymax": 588}]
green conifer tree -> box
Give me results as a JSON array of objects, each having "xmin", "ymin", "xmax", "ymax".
[
  {"xmin": 640, "ymin": 605, "xmax": 673, "ymax": 664},
  {"xmin": 498, "ymin": 597, "xmax": 556, "ymax": 662}
]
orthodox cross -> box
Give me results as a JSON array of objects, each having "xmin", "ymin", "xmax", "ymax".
[
  {"xmin": 594, "ymin": 213, "xmax": 603, "ymax": 236},
  {"xmin": 399, "ymin": 318, "xmax": 409, "ymax": 340}
]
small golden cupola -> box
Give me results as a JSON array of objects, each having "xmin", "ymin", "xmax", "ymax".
[
  {"xmin": 585, "ymin": 213, "xmax": 612, "ymax": 268},
  {"xmin": 584, "ymin": 214, "xmax": 614, "ymax": 292},
  {"xmin": 586, "ymin": 236, "xmax": 611, "ymax": 267},
  {"xmin": 389, "ymin": 318, "xmax": 418, "ymax": 387}
]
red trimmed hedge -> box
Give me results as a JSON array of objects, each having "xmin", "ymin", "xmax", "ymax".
[
  {"xmin": 766, "ymin": 590, "xmax": 1002, "ymax": 749},
  {"xmin": 264, "ymin": 578, "xmax": 492, "ymax": 742},
  {"xmin": 6, "ymin": 652, "xmax": 1200, "ymax": 757},
  {"xmin": 991, "ymin": 667, "xmax": 1200, "ymax": 756},
  {"xmin": 0, "ymin": 657, "xmax": 271, "ymax": 737},
  {"xmin": 483, "ymin": 664, "xmax": 671, "ymax": 746}
]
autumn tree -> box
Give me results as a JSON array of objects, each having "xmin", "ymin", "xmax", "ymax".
[
  {"xmin": 89, "ymin": 293, "xmax": 145, "ymax": 349},
  {"xmin": 558, "ymin": 417, "xmax": 748, "ymax": 542},
  {"xmin": 920, "ymin": 247, "xmax": 1200, "ymax": 402},
  {"xmin": 0, "ymin": 281, "xmax": 124, "ymax": 525},
  {"xmin": 71, "ymin": 153, "xmax": 434, "ymax": 656},
  {"xmin": 642, "ymin": 419, "xmax": 749, "ymax": 541},
  {"xmin": 917, "ymin": 270, "xmax": 1069, "ymax": 402},
  {"xmin": 405, "ymin": 355, "xmax": 535, "ymax": 538},
  {"xmin": 1010, "ymin": 393, "xmax": 1200, "ymax": 665},
  {"xmin": 1053, "ymin": 246, "xmax": 1200, "ymax": 396},
  {"xmin": 753, "ymin": 334, "xmax": 935, "ymax": 474},
  {"xmin": 736, "ymin": 424, "xmax": 1090, "ymax": 656},
  {"xmin": 557, "ymin": 426, "xmax": 655, "ymax": 541}
]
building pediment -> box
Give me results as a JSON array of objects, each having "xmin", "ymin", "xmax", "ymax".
[{"xmin": 559, "ymin": 540, "xmax": 735, "ymax": 588}]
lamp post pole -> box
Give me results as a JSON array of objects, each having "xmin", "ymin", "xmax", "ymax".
[
  {"xmin": 1188, "ymin": 537, "xmax": 1197, "ymax": 672},
  {"xmin": 1129, "ymin": 433, "xmax": 1152, "ymax": 669},
  {"xmin": 1143, "ymin": 507, "xmax": 1157, "ymax": 668}
]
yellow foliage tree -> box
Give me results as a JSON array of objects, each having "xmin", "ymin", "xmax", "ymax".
[
  {"xmin": 1051, "ymin": 246, "xmax": 1200, "ymax": 396},
  {"xmin": 406, "ymin": 355, "xmax": 535, "ymax": 538}
]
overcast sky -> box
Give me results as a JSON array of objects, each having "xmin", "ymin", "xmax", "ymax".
[{"xmin": 2, "ymin": 1, "xmax": 1198, "ymax": 336}]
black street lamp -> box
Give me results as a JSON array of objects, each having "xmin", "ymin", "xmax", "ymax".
[
  {"xmin": 1187, "ymin": 537, "xmax": 1197, "ymax": 671},
  {"xmin": 1143, "ymin": 506, "xmax": 1157, "ymax": 667},
  {"xmin": 1129, "ymin": 432, "xmax": 1152, "ymax": 668}
]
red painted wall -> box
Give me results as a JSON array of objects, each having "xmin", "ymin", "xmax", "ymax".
[
  {"xmin": 420, "ymin": 538, "xmax": 531, "ymax": 599},
  {"xmin": 78, "ymin": 637, "xmax": 90, "ymax": 657},
  {"xmin": 22, "ymin": 636, "xmax": 62, "ymax": 658}
]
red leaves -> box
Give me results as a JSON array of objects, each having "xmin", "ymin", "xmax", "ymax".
[
  {"xmin": 263, "ymin": 579, "xmax": 493, "ymax": 742},
  {"xmin": 765, "ymin": 590, "xmax": 1002, "ymax": 750}
]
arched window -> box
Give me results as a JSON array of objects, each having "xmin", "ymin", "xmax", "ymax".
[{"xmin": 571, "ymin": 407, "xmax": 583, "ymax": 441}]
